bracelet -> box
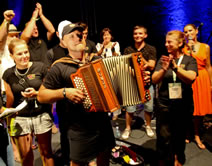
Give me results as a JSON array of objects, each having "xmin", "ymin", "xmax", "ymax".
[
  {"xmin": 4, "ymin": 19, "xmax": 10, "ymax": 24},
  {"xmin": 63, "ymin": 88, "xmax": 66, "ymax": 98},
  {"xmin": 172, "ymin": 66, "xmax": 178, "ymax": 73},
  {"xmin": 31, "ymin": 17, "xmax": 37, "ymax": 21}
]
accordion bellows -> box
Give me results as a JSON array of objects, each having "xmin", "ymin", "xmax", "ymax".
[{"xmin": 71, "ymin": 53, "xmax": 150, "ymax": 112}]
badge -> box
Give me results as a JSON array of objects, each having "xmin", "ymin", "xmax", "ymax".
[{"xmin": 168, "ymin": 83, "xmax": 182, "ymax": 99}]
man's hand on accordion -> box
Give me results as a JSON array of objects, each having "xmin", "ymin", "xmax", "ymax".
[
  {"xmin": 143, "ymin": 71, "xmax": 150, "ymax": 83},
  {"xmin": 143, "ymin": 70, "xmax": 151, "ymax": 89},
  {"xmin": 66, "ymin": 88, "xmax": 86, "ymax": 104}
]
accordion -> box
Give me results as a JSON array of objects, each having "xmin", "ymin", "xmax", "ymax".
[{"xmin": 71, "ymin": 53, "xmax": 151, "ymax": 112}]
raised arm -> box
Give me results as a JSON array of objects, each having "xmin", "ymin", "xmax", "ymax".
[
  {"xmin": 0, "ymin": 10, "xmax": 15, "ymax": 52},
  {"xmin": 36, "ymin": 3, "xmax": 55, "ymax": 41},
  {"xmin": 20, "ymin": 8, "xmax": 39, "ymax": 43}
]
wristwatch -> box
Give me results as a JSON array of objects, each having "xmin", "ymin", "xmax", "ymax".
[{"xmin": 63, "ymin": 88, "xmax": 66, "ymax": 98}]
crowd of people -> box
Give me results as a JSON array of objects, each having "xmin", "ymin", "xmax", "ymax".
[{"xmin": 0, "ymin": 2, "xmax": 211, "ymax": 166}]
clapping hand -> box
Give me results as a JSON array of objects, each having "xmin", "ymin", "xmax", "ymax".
[
  {"xmin": 161, "ymin": 55, "xmax": 171, "ymax": 71},
  {"xmin": 169, "ymin": 54, "xmax": 178, "ymax": 70},
  {"xmin": 36, "ymin": 3, "xmax": 43, "ymax": 17},
  {"xmin": 32, "ymin": 8, "xmax": 39, "ymax": 20}
]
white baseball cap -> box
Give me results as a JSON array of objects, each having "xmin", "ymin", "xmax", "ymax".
[{"xmin": 57, "ymin": 20, "xmax": 72, "ymax": 39}]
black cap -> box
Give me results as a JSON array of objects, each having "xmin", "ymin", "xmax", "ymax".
[{"xmin": 62, "ymin": 23, "xmax": 84, "ymax": 39}]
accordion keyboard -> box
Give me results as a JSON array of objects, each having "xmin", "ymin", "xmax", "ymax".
[
  {"xmin": 72, "ymin": 76, "xmax": 92, "ymax": 109},
  {"xmin": 71, "ymin": 61, "xmax": 120, "ymax": 112}
]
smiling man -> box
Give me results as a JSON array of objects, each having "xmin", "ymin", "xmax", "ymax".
[{"xmin": 122, "ymin": 25, "xmax": 157, "ymax": 139}]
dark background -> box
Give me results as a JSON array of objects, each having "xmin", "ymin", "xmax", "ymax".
[{"xmin": 1, "ymin": 0, "xmax": 212, "ymax": 59}]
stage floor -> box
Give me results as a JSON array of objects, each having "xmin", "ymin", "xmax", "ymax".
[{"xmin": 15, "ymin": 111, "xmax": 212, "ymax": 166}]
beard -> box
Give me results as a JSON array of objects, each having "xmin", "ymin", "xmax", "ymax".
[
  {"xmin": 75, "ymin": 43, "xmax": 86, "ymax": 51},
  {"xmin": 74, "ymin": 39, "xmax": 86, "ymax": 52}
]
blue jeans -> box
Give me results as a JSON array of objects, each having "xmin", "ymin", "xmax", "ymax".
[
  {"xmin": 0, "ymin": 126, "xmax": 14, "ymax": 166},
  {"xmin": 125, "ymin": 85, "xmax": 155, "ymax": 113}
]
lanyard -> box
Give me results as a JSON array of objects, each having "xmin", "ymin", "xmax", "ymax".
[{"xmin": 173, "ymin": 55, "xmax": 183, "ymax": 82}]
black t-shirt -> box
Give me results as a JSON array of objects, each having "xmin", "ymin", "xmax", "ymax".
[
  {"xmin": 28, "ymin": 37, "xmax": 48, "ymax": 63},
  {"xmin": 46, "ymin": 44, "xmax": 69, "ymax": 67},
  {"xmin": 124, "ymin": 43, "xmax": 157, "ymax": 62},
  {"xmin": 155, "ymin": 55, "xmax": 198, "ymax": 106},
  {"xmin": 85, "ymin": 39, "xmax": 97, "ymax": 54},
  {"xmin": 124, "ymin": 43, "xmax": 157, "ymax": 88},
  {"xmin": 42, "ymin": 56, "xmax": 112, "ymax": 131},
  {"xmin": 3, "ymin": 62, "xmax": 51, "ymax": 116}
]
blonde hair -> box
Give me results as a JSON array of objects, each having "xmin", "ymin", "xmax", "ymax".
[
  {"xmin": 166, "ymin": 30, "xmax": 185, "ymax": 49},
  {"xmin": 8, "ymin": 38, "xmax": 28, "ymax": 54}
]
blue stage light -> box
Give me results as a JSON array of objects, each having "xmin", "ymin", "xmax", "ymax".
[{"xmin": 7, "ymin": 0, "xmax": 24, "ymax": 26}]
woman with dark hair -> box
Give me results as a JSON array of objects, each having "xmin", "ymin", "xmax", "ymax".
[
  {"xmin": 183, "ymin": 24, "xmax": 212, "ymax": 149},
  {"xmin": 96, "ymin": 28, "xmax": 120, "ymax": 58},
  {"xmin": 152, "ymin": 30, "xmax": 198, "ymax": 166}
]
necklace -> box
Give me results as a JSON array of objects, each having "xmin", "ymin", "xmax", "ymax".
[{"xmin": 15, "ymin": 66, "xmax": 30, "ymax": 77}]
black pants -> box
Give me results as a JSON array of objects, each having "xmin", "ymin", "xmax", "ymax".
[
  {"xmin": 57, "ymin": 118, "xmax": 70, "ymax": 166},
  {"xmin": 156, "ymin": 99, "xmax": 190, "ymax": 166}
]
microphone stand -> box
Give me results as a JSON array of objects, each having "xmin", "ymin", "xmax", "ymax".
[
  {"xmin": 206, "ymin": 31, "xmax": 212, "ymax": 44},
  {"xmin": 198, "ymin": 26, "xmax": 202, "ymax": 42}
]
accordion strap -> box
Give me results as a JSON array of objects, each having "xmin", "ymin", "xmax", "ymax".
[
  {"xmin": 51, "ymin": 57, "xmax": 79, "ymax": 67},
  {"xmin": 51, "ymin": 53, "xmax": 98, "ymax": 67}
]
